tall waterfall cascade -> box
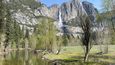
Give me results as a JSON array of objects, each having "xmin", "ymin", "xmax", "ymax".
[{"xmin": 58, "ymin": 10, "xmax": 63, "ymax": 29}]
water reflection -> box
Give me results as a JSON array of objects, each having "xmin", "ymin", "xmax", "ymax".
[
  {"xmin": 1, "ymin": 50, "xmax": 49, "ymax": 65},
  {"xmin": 0, "ymin": 50, "xmax": 114, "ymax": 65}
]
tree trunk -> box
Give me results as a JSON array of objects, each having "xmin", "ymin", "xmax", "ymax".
[
  {"xmin": 84, "ymin": 46, "xmax": 89, "ymax": 62},
  {"xmin": 16, "ymin": 42, "xmax": 19, "ymax": 50},
  {"xmin": 25, "ymin": 38, "xmax": 28, "ymax": 50},
  {"xmin": 0, "ymin": 34, "xmax": 5, "ymax": 52},
  {"xmin": 56, "ymin": 46, "xmax": 61, "ymax": 55}
]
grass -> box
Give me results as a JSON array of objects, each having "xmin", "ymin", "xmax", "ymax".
[
  {"xmin": 44, "ymin": 52, "xmax": 82, "ymax": 61},
  {"xmin": 44, "ymin": 45, "xmax": 115, "ymax": 63}
]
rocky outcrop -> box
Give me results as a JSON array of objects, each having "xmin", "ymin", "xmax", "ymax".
[
  {"xmin": 60, "ymin": 0, "xmax": 82, "ymax": 22},
  {"xmin": 36, "ymin": 4, "xmax": 59, "ymax": 20},
  {"xmin": 37, "ymin": 0, "xmax": 83, "ymax": 22},
  {"xmin": 12, "ymin": 0, "xmax": 98, "ymax": 35},
  {"xmin": 37, "ymin": 0, "xmax": 98, "ymax": 23},
  {"xmin": 82, "ymin": 1, "xmax": 97, "ymax": 23},
  {"xmin": 61, "ymin": 0, "xmax": 98, "ymax": 36}
]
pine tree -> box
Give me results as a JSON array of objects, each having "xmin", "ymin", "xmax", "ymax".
[{"xmin": 0, "ymin": 0, "xmax": 5, "ymax": 33}]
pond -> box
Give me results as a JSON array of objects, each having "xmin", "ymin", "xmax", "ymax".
[{"xmin": 0, "ymin": 50, "xmax": 115, "ymax": 65}]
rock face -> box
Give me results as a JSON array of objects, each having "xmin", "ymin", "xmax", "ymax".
[
  {"xmin": 60, "ymin": 0, "xmax": 82, "ymax": 22},
  {"xmin": 37, "ymin": 0, "xmax": 83, "ymax": 22},
  {"xmin": 37, "ymin": 4, "xmax": 59, "ymax": 20},
  {"xmin": 37, "ymin": 0, "xmax": 97, "ymax": 23},
  {"xmin": 13, "ymin": 0, "xmax": 98, "ymax": 35},
  {"xmin": 82, "ymin": 1, "xmax": 97, "ymax": 22}
]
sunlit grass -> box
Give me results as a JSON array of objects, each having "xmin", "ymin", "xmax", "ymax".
[
  {"xmin": 99, "ymin": 58, "xmax": 115, "ymax": 63},
  {"xmin": 44, "ymin": 52, "xmax": 83, "ymax": 61},
  {"xmin": 44, "ymin": 45, "xmax": 115, "ymax": 63}
]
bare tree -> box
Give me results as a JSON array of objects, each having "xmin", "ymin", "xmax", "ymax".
[
  {"xmin": 76, "ymin": 1, "xmax": 97, "ymax": 62},
  {"xmin": 102, "ymin": 0, "xmax": 115, "ymax": 31},
  {"xmin": 80, "ymin": 16, "xmax": 93, "ymax": 62}
]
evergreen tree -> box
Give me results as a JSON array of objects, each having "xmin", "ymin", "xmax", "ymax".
[
  {"xmin": 0, "ymin": 0, "xmax": 5, "ymax": 33},
  {"xmin": 0, "ymin": 0, "xmax": 6, "ymax": 51}
]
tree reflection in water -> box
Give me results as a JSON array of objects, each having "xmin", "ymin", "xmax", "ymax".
[{"xmin": 0, "ymin": 51, "xmax": 114, "ymax": 65}]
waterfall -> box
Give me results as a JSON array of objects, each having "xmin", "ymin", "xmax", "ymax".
[{"xmin": 58, "ymin": 10, "xmax": 63, "ymax": 28}]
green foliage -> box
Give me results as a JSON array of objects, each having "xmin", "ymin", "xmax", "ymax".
[
  {"xmin": 29, "ymin": 34, "xmax": 38, "ymax": 49},
  {"xmin": 34, "ymin": 17, "xmax": 58, "ymax": 51},
  {"xmin": 62, "ymin": 34, "xmax": 69, "ymax": 46},
  {"xmin": 20, "ymin": 0, "xmax": 42, "ymax": 9},
  {"xmin": 0, "ymin": 0, "xmax": 42, "ymax": 48},
  {"xmin": 5, "ymin": 18, "xmax": 24, "ymax": 48},
  {"xmin": 110, "ymin": 30, "xmax": 115, "ymax": 45},
  {"xmin": 8, "ymin": 0, "xmax": 42, "ymax": 13},
  {"xmin": 0, "ymin": 0, "xmax": 6, "ymax": 33},
  {"xmin": 102, "ymin": 0, "xmax": 115, "ymax": 11}
]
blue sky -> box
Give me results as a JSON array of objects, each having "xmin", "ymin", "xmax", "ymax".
[
  {"xmin": 40, "ymin": 0, "xmax": 102, "ymax": 10},
  {"xmin": 40, "ymin": 0, "xmax": 71, "ymax": 6},
  {"xmin": 88, "ymin": 0, "xmax": 102, "ymax": 10}
]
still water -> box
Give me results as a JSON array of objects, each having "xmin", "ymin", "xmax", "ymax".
[{"xmin": 0, "ymin": 50, "xmax": 114, "ymax": 65}]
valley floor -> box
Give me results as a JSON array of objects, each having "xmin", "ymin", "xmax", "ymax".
[{"xmin": 44, "ymin": 45, "xmax": 115, "ymax": 64}]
